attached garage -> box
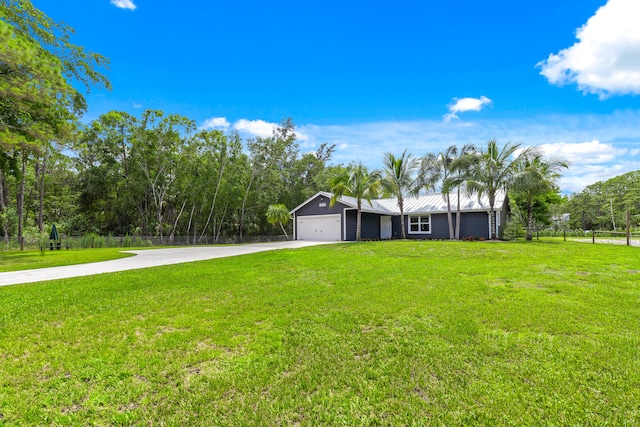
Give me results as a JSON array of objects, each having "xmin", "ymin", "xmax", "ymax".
[{"xmin": 296, "ymin": 214, "xmax": 341, "ymax": 241}]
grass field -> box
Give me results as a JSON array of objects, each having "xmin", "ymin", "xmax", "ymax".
[
  {"xmin": 1, "ymin": 240, "xmax": 639, "ymax": 425},
  {"xmin": 0, "ymin": 248, "xmax": 135, "ymax": 273}
]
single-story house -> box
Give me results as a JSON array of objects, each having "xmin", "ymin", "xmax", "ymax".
[{"xmin": 290, "ymin": 191, "xmax": 509, "ymax": 241}]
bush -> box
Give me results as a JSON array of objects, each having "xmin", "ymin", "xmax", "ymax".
[{"xmin": 503, "ymin": 218, "xmax": 525, "ymax": 241}]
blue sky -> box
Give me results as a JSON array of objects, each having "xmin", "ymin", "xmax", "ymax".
[{"xmin": 35, "ymin": 0, "xmax": 640, "ymax": 193}]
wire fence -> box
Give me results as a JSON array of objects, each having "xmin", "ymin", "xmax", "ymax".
[
  {"xmin": 584, "ymin": 230, "xmax": 640, "ymax": 247},
  {"xmin": 1, "ymin": 234, "xmax": 292, "ymax": 251},
  {"xmin": 532, "ymin": 229, "xmax": 640, "ymax": 247}
]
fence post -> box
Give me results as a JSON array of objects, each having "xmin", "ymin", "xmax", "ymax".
[
  {"xmin": 627, "ymin": 210, "xmax": 631, "ymax": 246},
  {"xmin": 563, "ymin": 230, "xmax": 566, "ymax": 242},
  {"xmin": 592, "ymin": 229, "xmax": 595, "ymax": 244}
]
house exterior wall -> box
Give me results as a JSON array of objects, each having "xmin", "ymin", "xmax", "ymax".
[
  {"xmin": 430, "ymin": 214, "xmax": 451, "ymax": 239},
  {"xmin": 398, "ymin": 213, "xmax": 456, "ymax": 239},
  {"xmin": 396, "ymin": 211, "xmax": 492, "ymax": 240},
  {"xmin": 459, "ymin": 212, "xmax": 490, "ymax": 239},
  {"xmin": 294, "ymin": 194, "xmax": 348, "ymax": 240},
  {"xmin": 295, "ymin": 194, "xmax": 346, "ymax": 216},
  {"xmin": 345, "ymin": 210, "xmax": 380, "ymax": 241}
]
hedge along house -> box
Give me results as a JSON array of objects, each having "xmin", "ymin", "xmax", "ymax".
[{"xmin": 290, "ymin": 191, "xmax": 509, "ymax": 241}]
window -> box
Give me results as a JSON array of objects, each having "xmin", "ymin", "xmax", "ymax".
[{"xmin": 408, "ymin": 215, "xmax": 431, "ymax": 234}]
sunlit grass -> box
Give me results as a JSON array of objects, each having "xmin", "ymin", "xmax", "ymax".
[
  {"xmin": 0, "ymin": 248, "xmax": 135, "ymax": 272},
  {"xmin": 0, "ymin": 240, "xmax": 638, "ymax": 425}
]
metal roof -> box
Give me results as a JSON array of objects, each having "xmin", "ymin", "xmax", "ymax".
[
  {"xmin": 375, "ymin": 191, "xmax": 506, "ymax": 214},
  {"xmin": 291, "ymin": 191, "xmax": 506, "ymax": 215}
]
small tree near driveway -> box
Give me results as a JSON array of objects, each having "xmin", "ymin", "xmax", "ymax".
[{"xmin": 266, "ymin": 204, "xmax": 291, "ymax": 239}]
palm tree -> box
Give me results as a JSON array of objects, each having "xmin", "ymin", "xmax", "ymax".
[
  {"xmin": 513, "ymin": 156, "xmax": 569, "ymax": 240},
  {"xmin": 329, "ymin": 163, "xmax": 381, "ymax": 241},
  {"xmin": 467, "ymin": 139, "xmax": 537, "ymax": 239},
  {"xmin": 266, "ymin": 204, "xmax": 291, "ymax": 239},
  {"xmin": 419, "ymin": 145, "xmax": 476, "ymax": 240},
  {"xmin": 381, "ymin": 150, "xmax": 420, "ymax": 239},
  {"xmin": 450, "ymin": 145, "xmax": 477, "ymax": 240}
]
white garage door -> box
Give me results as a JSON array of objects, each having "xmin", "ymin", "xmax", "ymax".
[{"xmin": 297, "ymin": 214, "xmax": 341, "ymax": 241}]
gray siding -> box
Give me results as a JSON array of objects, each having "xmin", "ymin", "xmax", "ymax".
[
  {"xmin": 399, "ymin": 213, "xmax": 454, "ymax": 240},
  {"xmin": 399, "ymin": 212, "xmax": 491, "ymax": 240},
  {"xmin": 345, "ymin": 210, "xmax": 381, "ymax": 241},
  {"xmin": 391, "ymin": 216, "xmax": 402, "ymax": 238},
  {"xmin": 459, "ymin": 212, "xmax": 490, "ymax": 239},
  {"xmin": 295, "ymin": 194, "xmax": 347, "ymax": 216},
  {"xmin": 361, "ymin": 213, "xmax": 381, "ymax": 239},
  {"xmin": 429, "ymin": 214, "xmax": 451, "ymax": 239}
]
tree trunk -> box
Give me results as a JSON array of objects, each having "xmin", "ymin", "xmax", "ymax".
[
  {"xmin": 0, "ymin": 168, "xmax": 9, "ymax": 246},
  {"xmin": 356, "ymin": 200, "xmax": 362, "ymax": 241},
  {"xmin": 446, "ymin": 193, "xmax": 454, "ymax": 239},
  {"xmin": 526, "ymin": 197, "xmax": 534, "ymax": 241},
  {"xmin": 489, "ymin": 193, "xmax": 497, "ymax": 240},
  {"xmin": 399, "ymin": 198, "xmax": 406, "ymax": 239},
  {"xmin": 169, "ymin": 200, "xmax": 187, "ymax": 241},
  {"xmin": 17, "ymin": 152, "xmax": 26, "ymax": 250},
  {"xmin": 38, "ymin": 153, "xmax": 47, "ymax": 233},
  {"xmin": 455, "ymin": 187, "xmax": 462, "ymax": 240},
  {"xmin": 238, "ymin": 169, "xmax": 256, "ymax": 244},
  {"xmin": 199, "ymin": 160, "xmax": 226, "ymax": 242},
  {"xmin": 279, "ymin": 222, "xmax": 289, "ymax": 239},
  {"xmin": 216, "ymin": 204, "xmax": 228, "ymax": 243},
  {"xmin": 186, "ymin": 203, "xmax": 195, "ymax": 245}
]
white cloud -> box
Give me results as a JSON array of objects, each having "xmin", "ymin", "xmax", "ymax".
[
  {"xmin": 233, "ymin": 119, "xmax": 277, "ymax": 138},
  {"xmin": 232, "ymin": 119, "xmax": 309, "ymax": 141},
  {"xmin": 110, "ymin": 0, "xmax": 137, "ymax": 10},
  {"xmin": 539, "ymin": 140, "xmax": 624, "ymax": 165},
  {"xmin": 200, "ymin": 117, "xmax": 230, "ymax": 131},
  {"xmin": 444, "ymin": 96, "xmax": 492, "ymax": 122},
  {"xmin": 537, "ymin": 0, "xmax": 640, "ymax": 97},
  {"xmin": 538, "ymin": 140, "xmax": 634, "ymax": 192},
  {"xmin": 133, "ymin": 102, "xmax": 142, "ymax": 109}
]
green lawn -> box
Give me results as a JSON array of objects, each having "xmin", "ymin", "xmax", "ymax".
[
  {"xmin": 0, "ymin": 248, "xmax": 135, "ymax": 272},
  {"xmin": 1, "ymin": 240, "xmax": 639, "ymax": 425}
]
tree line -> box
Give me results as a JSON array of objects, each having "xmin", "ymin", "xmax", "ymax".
[
  {"xmin": 560, "ymin": 171, "xmax": 640, "ymax": 231},
  {"xmin": 1, "ymin": 1, "xmax": 572, "ymax": 248}
]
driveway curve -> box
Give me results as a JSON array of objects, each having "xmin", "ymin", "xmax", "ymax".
[{"xmin": 0, "ymin": 241, "xmax": 337, "ymax": 287}]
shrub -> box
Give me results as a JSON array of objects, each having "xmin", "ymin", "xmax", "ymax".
[{"xmin": 503, "ymin": 218, "xmax": 525, "ymax": 241}]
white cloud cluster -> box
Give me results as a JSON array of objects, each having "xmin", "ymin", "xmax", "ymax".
[
  {"xmin": 110, "ymin": 0, "xmax": 137, "ymax": 10},
  {"xmin": 233, "ymin": 119, "xmax": 277, "ymax": 138},
  {"xmin": 539, "ymin": 140, "xmax": 623, "ymax": 165},
  {"xmin": 538, "ymin": 140, "xmax": 637, "ymax": 191},
  {"xmin": 200, "ymin": 117, "xmax": 230, "ymax": 131},
  {"xmin": 537, "ymin": 0, "xmax": 640, "ymax": 97},
  {"xmin": 444, "ymin": 96, "xmax": 492, "ymax": 122},
  {"xmin": 199, "ymin": 117, "xmax": 309, "ymax": 141}
]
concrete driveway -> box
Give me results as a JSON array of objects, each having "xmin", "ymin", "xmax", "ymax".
[{"xmin": 0, "ymin": 241, "xmax": 337, "ymax": 287}]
